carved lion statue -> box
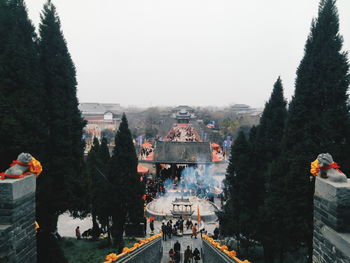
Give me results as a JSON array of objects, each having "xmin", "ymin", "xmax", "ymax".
[
  {"xmin": 316, "ymin": 153, "xmax": 347, "ymax": 183},
  {"xmin": 4, "ymin": 153, "xmax": 33, "ymax": 175}
]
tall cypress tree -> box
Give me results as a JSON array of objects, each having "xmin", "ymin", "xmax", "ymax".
[
  {"xmin": 281, "ymin": 0, "xmax": 349, "ymax": 260},
  {"xmin": 109, "ymin": 114, "xmax": 144, "ymax": 251},
  {"xmin": 96, "ymin": 137, "xmax": 111, "ymax": 236},
  {"xmin": 252, "ymin": 77, "xmax": 287, "ymax": 262},
  {"xmin": 86, "ymin": 137, "xmax": 111, "ymax": 239},
  {"xmin": 37, "ymin": 0, "xmax": 85, "ymax": 232},
  {"xmin": 220, "ymin": 131, "xmax": 254, "ymax": 254},
  {"xmin": 86, "ymin": 137, "xmax": 101, "ymax": 239},
  {"xmin": 0, "ymin": 0, "xmax": 46, "ymax": 171}
]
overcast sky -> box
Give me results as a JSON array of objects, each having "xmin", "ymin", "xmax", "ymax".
[{"xmin": 25, "ymin": 0, "xmax": 350, "ymax": 108}]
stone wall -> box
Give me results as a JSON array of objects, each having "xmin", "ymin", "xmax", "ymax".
[
  {"xmin": 117, "ymin": 238, "xmax": 162, "ymax": 263},
  {"xmin": 313, "ymin": 177, "xmax": 350, "ymax": 263},
  {"xmin": 0, "ymin": 175, "xmax": 37, "ymax": 263},
  {"xmin": 202, "ymin": 239, "xmax": 239, "ymax": 263}
]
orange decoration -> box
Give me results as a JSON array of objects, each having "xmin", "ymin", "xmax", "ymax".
[
  {"xmin": 310, "ymin": 159, "xmax": 320, "ymax": 177},
  {"xmin": 0, "ymin": 156, "xmax": 42, "ymax": 180}
]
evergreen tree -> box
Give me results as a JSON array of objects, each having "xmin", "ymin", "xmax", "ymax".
[
  {"xmin": 252, "ymin": 77, "xmax": 287, "ymax": 262},
  {"xmin": 0, "ymin": 0, "xmax": 46, "ymax": 171},
  {"xmin": 86, "ymin": 137, "xmax": 101, "ymax": 239},
  {"xmin": 109, "ymin": 114, "xmax": 144, "ymax": 251},
  {"xmin": 280, "ymin": 0, "xmax": 349, "ymax": 260},
  {"xmin": 86, "ymin": 137, "xmax": 111, "ymax": 239},
  {"xmin": 220, "ymin": 131, "xmax": 254, "ymax": 254},
  {"xmin": 36, "ymin": 0, "xmax": 85, "ymax": 232},
  {"xmin": 96, "ymin": 137, "xmax": 111, "ymax": 236}
]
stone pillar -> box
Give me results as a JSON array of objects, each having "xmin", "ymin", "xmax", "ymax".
[
  {"xmin": 313, "ymin": 177, "xmax": 350, "ymax": 263},
  {"xmin": 0, "ymin": 175, "xmax": 37, "ymax": 263}
]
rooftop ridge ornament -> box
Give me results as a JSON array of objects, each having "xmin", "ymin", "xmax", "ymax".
[
  {"xmin": 0, "ymin": 152, "xmax": 42, "ymax": 180},
  {"xmin": 310, "ymin": 153, "xmax": 347, "ymax": 183}
]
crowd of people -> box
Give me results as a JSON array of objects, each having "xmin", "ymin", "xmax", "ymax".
[
  {"xmin": 144, "ymin": 179, "xmax": 165, "ymax": 203},
  {"xmin": 165, "ymin": 124, "xmax": 201, "ymax": 142},
  {"xmin": 168, "ymin": 243, "xmax": 201, "ymax": 263},
  {"xmin": 139, "ymin": 146, "xmax": 154, "ymax": 160},
  {"xmin": 160, "ymin": 217, "xmax": 198, "ymax": 241},
  {"xmin": 157, "ymin": 217, "xmax": 203, "ymax": 263}
]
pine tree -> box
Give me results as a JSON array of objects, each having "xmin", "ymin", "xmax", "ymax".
[
  {"xmin": 86, "ymin": 137, "xmax": 111, "ymax": 239},
  {"xmin": 252, "ymin": 77, "xmax": 287, "ymax": 262},
  {"xmin": 281, "ymin": 0, "xmax": 349, "ymax": 260},
  {"xmin": 86, "ymin": 138, "xmax": 101, "ymax": 239},
  {"xmin": 36, "ymin": 0, "xmax": 85, "ymax": 232},
  {"xmin": 220, "ymin": 131, "xmax": 254, "ymax": 254},
  {"xmin": 109, "ymin": 114, "xmax": 144, "ymax": 251},
  {"xmin": 96, "ymin": 137, "xmax": 111, "ymax": 236},
  {"xmin": 0, "ymin": 0, "xmax": 46, "ymax": 171}
]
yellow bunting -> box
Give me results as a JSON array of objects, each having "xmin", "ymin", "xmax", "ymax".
[
  {"xmin": 310, "ymin": 159, "xmax": 320, "ymax": 177},
  {"xmin": 228, "ymin": 251, "xmax": 237, "ymax": 258},
  {"xmin": 103, "ymin": 233, "xmax": 162, "ymax": 263},
  {"xmin": 28, "ymin": 157, "xmax": 43, "ymax": 177}
]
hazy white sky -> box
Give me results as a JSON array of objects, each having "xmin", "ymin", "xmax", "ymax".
[{"xmin": 25, "ymin": 0, "xmax": 350, "ymax": 108}]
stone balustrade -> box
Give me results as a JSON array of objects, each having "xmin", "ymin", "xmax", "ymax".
[
  {"xmin": 0, "ymin": 175, "xmax": 37, "ymax": 263},
  {"xmin": 313, "ymin": 177, "xmax": 350, "ymax": 263}
]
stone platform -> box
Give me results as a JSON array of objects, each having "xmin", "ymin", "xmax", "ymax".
[
  {"xmin": 313, "ymin": 177, "xmax": 350, "ymax": 263},
  {"xmin": 0, "ymin": 175, "xmax": 37, "ymax": 263}
]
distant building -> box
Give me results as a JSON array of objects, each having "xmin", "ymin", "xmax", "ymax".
[
  {"xmin": 171, "ymin": 105, "xmax": 196, "ymax": 124},
  {"xmin": 79, "ymin": 103, "xmax": 122, "ymax": 144},
  {"xmin": 230, "ymin": 104, "xmax": 251, "ymax": 113}
]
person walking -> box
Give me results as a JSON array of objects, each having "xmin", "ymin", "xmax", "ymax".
[
  {"xmin": 179, "ymin": 218, "xmax": 184, "ymax": 234},
  {"xmin": 161, "ymin": 222, "xmax": 167, "ymax": 241},
  {"xmin": 184, "ymin": 246, "xmax": 193, "ymax": 263},
  {"xmin": 193, "ymin": 248, "xmax": 201, "ymax": 263},
  {"xmin": 174, "ymin": 240, "xmax": 181, "ymax": 253},
  {"xmin": 191, "ymin": 223, "xmax": 197, "ymax": 239},
  {"xmin": 75, "ymin": 226, "xmax": 81, "ymax": 240},
  {"xmin": 167, "ymin": 220, "xmax": 172, "ymax": 239},
  {"xmin": 150, "ymin": 218, "xmax": 155, "ymax": 234}
]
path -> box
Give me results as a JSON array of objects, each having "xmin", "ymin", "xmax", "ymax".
[{"xmin": 161, "ymin": 235, "xmax": 203, "ymax": 263}]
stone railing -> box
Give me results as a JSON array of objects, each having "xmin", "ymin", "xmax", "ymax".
[
  {"xmin": 313, "ymin": 177, "xmax": 350, "ymax": 263},
  {"xmin": 116, "ymin": 237, "xmax": 162, "ymax": 263},
  {"xmin": 103, "ymin": 234, "xmax": 162, "ymax": 263},
  {"xmin": 0, "ymin": 175, "xmax": 37, "ymax": 263},
  {"xmin": 202, "ymin": 235, "xmax": 250, "ymax": 263}
]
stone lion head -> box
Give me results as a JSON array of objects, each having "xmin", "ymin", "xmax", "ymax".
[
  {"xmin": 317, "ymin": 153, "xmax": 333, "ymax": 167},
  {"xmin": 17, "ymin": 153, "xmax": 33, "ymax": 163}
]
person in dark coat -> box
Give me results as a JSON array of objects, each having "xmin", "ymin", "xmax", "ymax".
[
  {"xmin": 179, "ymin": 219, "xmax": 184, "ymax": 233},
  {"xmin": 193, "ymin": 248, "xmax": 200, "ymax": 263},
  {"xmin": 213, "ymin": 227, "xmax": 219, "ymax": 240},
  {"xmin": 161, "ymin": 222, "xmax": 167, "ymax": 241},
  {"xmin": 174, "ymin": 240, "xmax": 181, "ymax": 253},
  {"xmin": 167, "ymin": 221, "xmax": 172, "ymax": 239},
  {"xmin": 150, "ymin": 219, "xmax": 155, "ymax": 234},
  {"xmin": 184, "ymin": 246, "xmax": 193, "ymax": 263}
]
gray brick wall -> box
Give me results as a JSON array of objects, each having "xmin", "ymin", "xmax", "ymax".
[
  {"xmin": 0, "ymin": 175, "xmax": 37, "ymax": 263},
  {"xmin": 313, "ymin": 177, "xmax": 350, "ymax": 263}
]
